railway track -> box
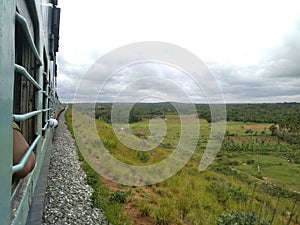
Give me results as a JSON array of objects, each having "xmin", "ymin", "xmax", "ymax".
[{"xmin": 42, "ymin": 110, "xmax": 107, "ymax": 225}]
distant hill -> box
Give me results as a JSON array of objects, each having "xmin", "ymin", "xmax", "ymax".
[{"xmin": 72, "ymin": 102, "xmax": 300, "ymax": 127}]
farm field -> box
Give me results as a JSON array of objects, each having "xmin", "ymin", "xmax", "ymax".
[{"xmin": 66, "ymin": 104, "xmax": 300, "ymax": 225}]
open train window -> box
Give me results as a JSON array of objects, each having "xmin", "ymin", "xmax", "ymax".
[
  {"xmin": 11, "ymin": 6, "xmax": 41, "ymax": 219},
  {"xmin": 42, "ymin": 49, "xmax": 50, "ymax": 135},
  {"xmin": 14, "ymin": 12, "xmax": 37, "ymax": 145}
]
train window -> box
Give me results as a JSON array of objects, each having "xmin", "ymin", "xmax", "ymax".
[
  {"xmin": 42, "ymin": 50, "xmax": 49, "ymax": 135},
  {"xmin": 1, "ymin": 2, "xmax": 62, "ymax": 224},
  {"xmin": 11, "ymin": 7, "xmax": 40, "ymax": 219},
  {"xmin": 14, "ymin": 20, "xmax": 37, "ymax": 145}
]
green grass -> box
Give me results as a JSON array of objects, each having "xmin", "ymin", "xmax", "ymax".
[
  {"xmin": 66, "ymin": 108, "xmax": 300, "ymax": 225},
  {"xmin": 65, "ymin": 108, "xmax": 131, "ymax": 225},
  {"xmin": 233, "ymin": 154, "xmax": 300, "ymax": 192}
]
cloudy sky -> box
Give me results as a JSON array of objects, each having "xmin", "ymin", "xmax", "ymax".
[{"xmin": 56, "ymin": 0, "xmax": 300, "ymax": 103}]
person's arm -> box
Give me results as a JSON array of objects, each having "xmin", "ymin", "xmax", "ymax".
[{"xmin": 12, "ymin": 123, "xmax": 36, "ymax": 181}]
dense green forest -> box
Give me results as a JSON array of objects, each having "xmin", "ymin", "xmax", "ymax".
[
  {"xmin": 94, "ymin": 102, "xmax": 300, "ymax": 131},
  {"xmin": 93, "ymin": 102, "xmax": 300, "ymax": 148},
  {"xmin": 95, "ymin": 102, "xmax": 176, "ymax": 123},
  {"xmin": 94, "ymin": 102, "xmax": 300, "ymax": 146}
]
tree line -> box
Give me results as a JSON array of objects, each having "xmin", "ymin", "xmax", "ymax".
[{"xmin": 94, "ymin": 102, "xmax": 300, "ymax": 130}]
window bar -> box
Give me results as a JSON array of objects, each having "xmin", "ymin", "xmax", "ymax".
[
  {"xmin": 15, "ymin": 64, "xmax": 41, "ymax": 90},
  {"xmin": 13, "ymin": 110, "xmax": 42, "ymax": 122},
  {"xmin": 11, "ymin": 180, "xmax": 22, "ymax": 199},
  {"xmin": 43, "ymin": 91, "xmax": 50, "ymax": 99},
  {"xmin": 42, "ymin": 122, "xmax": 49, "ymax": 131},
  {"xmin": 15, "ymin": 12, "xmax": 43, "ymax": 66},
  {"xmin": 48, "ymin": 98, "xmax": 54, "ymax": 103},
  {"xmin": 12, "ymin": 135, "xmax": 41, "ymax": 173},
  {"xmin": 43, "ymin": 108, "xmax": 51, "ymax": 111},
  {"xmin": 43, "ymin": 72, "xmax": 49, "ymax": 84}
]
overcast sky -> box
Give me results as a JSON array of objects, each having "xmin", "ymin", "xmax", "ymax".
[{"xmin": 56, "ymin": 0, "xmax": 300, "ymax": 103}]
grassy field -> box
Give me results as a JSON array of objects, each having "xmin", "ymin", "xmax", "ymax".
[
  {"xmin": 66, "ymin": 108, "xmax": 300, "ymax": 225},
  {"xmin": 232, "ymin": 154, "xmax": 300, "ymax": 192}
]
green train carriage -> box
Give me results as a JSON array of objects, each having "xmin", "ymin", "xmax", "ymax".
[{"xmin": 0, "ymin": 1, "xmax": 63, "ymax": 224}]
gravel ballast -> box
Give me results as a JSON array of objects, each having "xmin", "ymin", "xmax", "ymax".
[{"xmin": 42, "ymin": 110, "xmax": 108, "ymax": 225}]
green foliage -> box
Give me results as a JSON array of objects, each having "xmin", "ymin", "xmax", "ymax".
[
  {"xmin": 226, "ymin": 103, "xmax": 300, "ymax": 124},
  {"xmin": 109, "ymin": 190, "xmax": 130, "ymax": 204},
  {"xmin": 245, "ymin": 129, "xmax": 254, "ymax": 134},
  {"xmin": 268, "ymin": 124, "xmax": 277, "ymax": 136},
  {"xmin": 64, "ymin": 107, "xmax": 131, "ymax": 225},
  {"xmin": 69, "ymin": 104, "xmax": 300, "ymax": 225},
  {"xmin": 259, "ymin": 182, "xmax": 300, "ymax": 200},
  {"xmin": 295, "ymin": 158, "xmax": 300, "ymax": 164},
  {"xmin": 217, "ymin": 211, "xmax": 272, "ymax": 225},
  {"xmin": 105, "ymin": 203, "xmax": 131, "ymax": 225},
  {"xmin": 153, "ymin": 200, "xmax": 176, "ymax": 225},
  {"xmin": 102, "ymin": 135, "xmax": 118, "ymax": 149},
  {"xmin": 137, "ymin": 152, "xmax": 149, "ymax": 163},
  {"xmin": 160, "ymin": 142, "xmax": 173, "ymax": 149},
  {"xmin": 246, "ymin": 159, "xmax": 255, "ymax": 164},
  {"xmin": 216, "ymin": 211, "xmax": 257, "ymax": 225},
  {"xmin": 211, "ymin": 165, "xmax": 238, "ymax": 176},
  {"xmin": 95, "ymin": 102, "xmax": 172, "ymax": 124},
  {"xmin": 260, "ymin": 221, "xmax": 271, "ymax": 225},
  {"xmin": 276, "ymin": 131, "xmax": 300, "ymax": 145},
  {"xmin": 64, "ymin": 106, "xmax": 75, "ymax": 139},
  {"xmin": 136, "ymin": 201, "xmax": 152, "ymax": 216},
  {"xmin": 216, "ymin": 211, "xmax": 271, "ymax": 225},
  {"xmin": 206, "ymin": 182, "xmax": 248, "ymax": 204}
]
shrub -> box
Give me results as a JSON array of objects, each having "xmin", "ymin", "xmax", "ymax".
[
  {"xmin": 138, "ymin": 152, "xmax": 150, "ymax": 163},
  {"xmin": 160, "ymin": 142, "xmax": 173, "ymax": 149},
  {"xmin": 246, "ymin": 159, "xmax": 255, "ymax": 164},
  {"xmin": 206, "ymin": 182, "xmax": 247, "ymax": 204},
  {"xmin": 102, "ymin": 137, "xmax": 118, "ymax": 149},
  {"xmin": 245, "ymin": 129, "xmax": 253, "ymax": 134},
  {"xmin": 224, "ymin": 160, "xmax": 241, "ymax": 166},
  {"xmin": 217, "ymin": 211, "xmax": 256, "ymax": 225},
  {"xmin": 294, "ymin": 158, "xmax": 300, "ymax": 164},
  {"xmin": 259, "ymin": 182, "xmax": 300, "ymax": 200},
  {"xmin": 108, "ymin": 190, "xmax": 130, "ymax": 204},
  {"xmin": 137, "ymin": 201, "xmax": 152, "ymax": 216},
  {"xmin": 216, "ymin": 211, "xmax": 271, "ymax": 225},
  {"xmin": 154, "ymin": 204, "xmax": 175, "ymax": 225},
  {"xmin": 211, "ymin": 165, "xmax": 238, "ymax": 176}
]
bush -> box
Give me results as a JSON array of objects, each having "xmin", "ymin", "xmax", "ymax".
[
  {"xmin": 224, "ymin": 160, "xmax": 241, "ymax": 166},
  {"xmin": 245, "ymin": 129, "xmax": 253, "ymax": 134},
  {"xmin": 102, "ymin": 137, "xmax": 118, "ymax": 149},
  {"xmin": 259, "ymin": 182, "xmax": 300, "ymax": 200},
  {"xmin": 154, "ymin": 203, "xmax": 175, "ymax": 225},
  {"xmin": 160, "ymin": 142, "xmax": 173, "ymax": 149},
  {"xmin": 217, "ymin": 211, "xmax": 256, "ymax": 225},
  {"xmin": 206, "ymin": 182, "xmax": 247, "ymax": 203},
  {"xmin": 217, "ymin": 211, "xmax": 271, "ymax": 225},
  {"xmin": 108, "ymin": 190, "xmax": 130, "ymax": 204},
  {"xmin": 137, "ymin": 201, "xmax": 152, "ymax": 216},
  {"xmin": 138, "ymin": 152, "xmax": 149, "ymax": 163},
  {"xmin": 211, "ymin": 165, "xmax": 237, "ymax": 176},
  {"xmin": 294, "ymin": 158, "xmax": 300, "ymax": 164},
  {"xmin": 246, "ymin": 159, "xmax": 255, "ymax": 164}
]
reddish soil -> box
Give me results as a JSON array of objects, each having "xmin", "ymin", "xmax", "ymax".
[
  {"xmin": 243, "ymin": 124, "xmax": 270, "ymax": 130},
  {"xmin": 165, "ymin": 114, "xmax": 198, "ymax": 122},
  {"xmin": 124, "ymin": 202, "xmax": 154, "ymax": 225},
  {"xmin": 101, "ymin": 177, "xmax": 155, "ymax": 225}
]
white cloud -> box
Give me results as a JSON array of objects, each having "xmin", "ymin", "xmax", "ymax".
[{"xmin": 56, "ymin": 0, "xmax": 300, "ymax": 103}]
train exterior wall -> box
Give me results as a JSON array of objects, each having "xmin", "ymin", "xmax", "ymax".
[{"xmin": 0, "ymin": 1, "xmax": 62, "ymax": 225}]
